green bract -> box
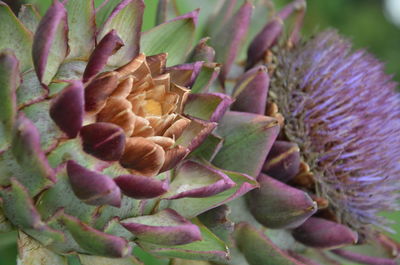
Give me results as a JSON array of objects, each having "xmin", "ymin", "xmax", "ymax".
[
  {"xmin": 161, "ymin": 1, "xmax": 400, "ymax": 265},
  {"xmin": 0, "ymin": 0, "xmax": 281, "ymax": 264}
]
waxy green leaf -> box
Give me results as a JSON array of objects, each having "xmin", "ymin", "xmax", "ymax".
[
  {"xmin": 18, "ymin": 4, "xmax": 41, "ymax": 34},
  {"xmin": 65, "ymin": 0, "xmax": 96, "ymax": 59},
  {"xmin": 122, "ymin": 209, "xmax": 202, "ymax": 246},
  {"xmin": 234, "ymin": 223, "xmax": 302, "ymax": 265},
  {"xmin": 0, "ymin": 179, "xmax": 64, "ymax": 246},
  {"xmin": 0, "ymin": 2, "xmax": 33, "ymax": 72},
  {"xmin": 167, "ymin": 165, "xmax": 258, "ymax": 219},
  {"xmin": 62, "ymin": 213, "xmax": 132, "ymax": 257},
  {"xmin": 190, "ymin": 63, "xmax": 220, "ymax": 94},
  {"xmin": 141, "ymin": 10, "xmax": 198, "ymax": 66},
  {"xmin": 98, "ymin": 0, "xmax": 144, "ymax": 66},
  {"xmin": 138, "ymin": 219, "xmax": 229, "ymax": 263},
  {"xmin": 190, "ymin": 134, "xmax": 224, "ymax": 162},
  {"xmin": 32, "ymin": 1, "xmax": 69, "ymax": 84},
  {"xmin": 36, "ymin": 172, "xmax": 96, "ymax": 224},
  {"xmin": 5, "ymin": 115, "xmax": 55, "ymax": 196},
  {"xmin": 213, "ymin": 111, "xmax": 280, "ymax": 177},
  {"xmin": 17, "ymin": 232, "xmax": 68, "ymax": 265}
]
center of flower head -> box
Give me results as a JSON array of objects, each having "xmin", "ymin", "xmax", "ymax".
[
  {"xmin": 144, "ymin": 99, "xmax": 163, "ymax": 116},
  {"xmin": 84, "ymin": 53, "xmax": 192, "ymax": 176}
]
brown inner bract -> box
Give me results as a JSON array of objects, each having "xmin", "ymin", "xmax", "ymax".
[{"xmin": 87, "ymin": 53, "xmax": 191, "ymax": 176}]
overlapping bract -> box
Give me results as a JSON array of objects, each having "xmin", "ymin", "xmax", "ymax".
[
  {"xmin": 1, "ymin": 0, "xmax": 399, "ymax": 264},
  {"xmin": 164, "ymin": 0, "xmax": 400, "ymax": 265},
  {"xmin": 0, "ymin": 0, "xmax": 281, "ymax": 264}
]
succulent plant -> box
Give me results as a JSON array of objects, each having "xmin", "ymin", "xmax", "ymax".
[
  {"xmin": 0, "ymin": 0, "xmax": 282, "ymax": 264},
  {"xmin": 156, "ymin": 0, "xmax": 400, "ymax": 264},
  {"xmin": 2, "ymin": 0, "xmax": 400, "ymax": 264}
]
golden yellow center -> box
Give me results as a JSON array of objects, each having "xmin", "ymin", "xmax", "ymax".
[{"xmin": 144, "ymin": 99, "xmax": 163, "ymax": 116}]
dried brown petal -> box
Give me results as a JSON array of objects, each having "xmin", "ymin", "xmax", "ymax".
[
  {"xmin": 111, "ymin": 76, "xmax": 134, "ymax": 98},
  {"xmin": 132, "ymin": 116, "xmax": 154, "ymax": 137},
  {"xmin": 153, "ymin": 73, "xmax": 170, "ymax": 91},
  {"xmin": 120, "ymin": 137, "xmax": 166, "ymax": 176},
  {"xmin": 149, "ymin": 114, "xmax": 176, "ymax": 136},
  {"xmin": 97, "ymin": 97, "xmax": 136, "ymax": 136},
  {"xmin": 147, "ymin": 136, "xmax": 175, "ymax": 149},
  {"xmin": 170, "ymin": 83, "xmax": 190, "ymax": 113},
  {"xmin": 85, "ymin": 71, "xmax": 119, "ymax": 114},
  {"xmin": 163, "ymin": 117, "xmax": 191, "ymax": 139},
  {"xmin": 132, "ymin": 73, "xmax": 153, "ymax": 92},
  {"xmin": 127, "ymin": 93, "xmax": 146, "ymax": 115},
  {"xmin": 160, "ymin": 145, "xmax": 190, "ymax": 172},
  {"xmin": 146, "ymin": 53, "xmax": 167, "ymax": 75},
  {"xmin": 116, "ymin": 53, "xmax": 147, "ymax": 78}
]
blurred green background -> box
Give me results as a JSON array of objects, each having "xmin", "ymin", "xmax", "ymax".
[
  {"xmin": 298, "ymin": 0, "xmax": 400, "ymax": 83},
  {"xmin": 1, "ymin": 0, "xmax": 399, "ymax": 264}
]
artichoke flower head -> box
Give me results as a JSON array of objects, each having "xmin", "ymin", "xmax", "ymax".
[
  {"xmin": 0, "ymin": 0, "xmax": 280, "ymax": 264},
  {"xmin": 74, "ymin": 52, "xmax": 193, "ymax": 177}
]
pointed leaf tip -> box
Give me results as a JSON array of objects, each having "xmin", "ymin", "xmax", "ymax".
[
  {"xmin": 165, "ymin": 160, "xmax": 235, "ymax": 199},
  {"xmin": 11, "ymin": 114, "xmax": 55, "ymax": 195},
  {"xmin": 166, "ymin": 61, "xmax": 203, "ymax": 88},
  {"xmin": 0, "ymin": 178, "xmax": 42, "ymax": 229},
  {"xmin": 247, "ymin": 17, "xmax": 283, "ymax": 69},
  {"xmin": 121, "ymin": 208, "xmax": 202, "ymax": 245},
  {"xmin": 98, "ymin": 0, "xmax": 144, "ymax": 66},
  {"xmin": 176, "ymin": 117, "xmax": 217, "ymax": 152},
  {"xmin": 211, "ymin": 1, "xmax": 253, "ymax": 83},
  {"xmin": 188, "ymin": 37, "xmax": 215, "ymax": 63},
  {"xmin": 246, "ymin": 0, "xmax": 305, "ymax": 68},
  {"xmin": 168, "ymin": 8, "xmax": 199, "ymax": 26},
  {"xmin": 331, "ymin": 249, "xmax": 398, "ymax": 265},
  {"xmin": 67, "ymin": 160, "xmax": 121, "ymax": 207},
  {"xmin": 235, "ymin": 223, "xmax": 302, "ymax": 265},
  {"xmin": 0, "ymin": 50, "xmax": 20, "ymax": 149},
  {"xmin": 184, "ymin": 93, "xmax": 233, "ymax": 122},
  {"xmin": 80, "ymin": 122, "xmax": 126, "ymax": 161},
  {"xmin": 213, "ymin": 111, "xmax": 280, "ymax": 176},
  {"xmin": 168, "ymin": 166, "xmax": 258, "ymax": 219},
  {"xmin": 141, "ymin": 10, "xmax": 198, "ymax": 66},
  {"xmin": 62, "ymin": 213, "xmax": 131, "ymax": 257},
  {"xmin": 292, "ymin": 217, "xmax": 358, "ymax": 249},
  {"xmin": 137, "ymin": 219, "xmax": 229, "ymax": 263},
  {"xmin": 160, "ymin": 145, "xmax": 190, "ymax": 173},
  {"xmin": 84, "ymin": 71, "xmax": 119, "ymax": 113},
  {"xmin": 32, "ymin": 0, "xmax": 69, "ymax": 84},
  {"xmin": 50, "ymin": 81, "xmax": 84, "ymax": 138},
  {"xmin": 1, "ymin": 179, "xmax": 65, "ymax": 246},
  {"xmin": 247, "ymin": 174, "xmax": 317, "ymax": 229},
  {"xmin": 83, "ymin": 30, "xmax": 124, "ymax": 82},
  {"xmin": 114, "ymin": 174, "xmax": 169, "ymax": 199},
  {"xmin": 263, "ymin": 141, "xmax": 301, "ymax": 182},
  {"xmin": 232, "ymin": 65, "xmax": 269, "ymax": 115}
]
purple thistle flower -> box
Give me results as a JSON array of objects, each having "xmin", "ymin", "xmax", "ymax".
[{"xmin": 269, "ymin": 29, "xmax": 400, "ymax": 234}]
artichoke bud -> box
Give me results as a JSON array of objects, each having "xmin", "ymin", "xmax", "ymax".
[
  {"xmin": 246, "ymin": 174, "xmax": 317, "ymax": 229},
  {"xmin": 262, "ymin": 140, "xmax": 301, "ymax": 183},
  {"xmin": 292, "ymin": 217, "xmax": 358, "ymax": 249}
]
